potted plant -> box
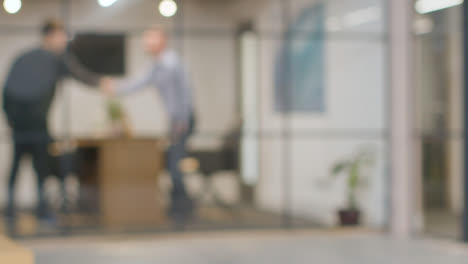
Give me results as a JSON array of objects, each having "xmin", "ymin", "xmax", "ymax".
[
  {"xmin": 330, "ymin": 148, "xmax": 375, "ymax": 226},
  {"xmin": 107, "ymin": 99, "xmax": 132, "ymax": 138}
]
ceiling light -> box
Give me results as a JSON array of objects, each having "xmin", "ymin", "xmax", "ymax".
[
  {"xmin": 415, "ymin": 0, "xmax": 463, "ymax": 14},
  {"xmin": 3, "ymin": 0, "xmax": 21, "ymax": 14},
  {"xmin": 98, "ymin": 0, "xmax": 118, "ymax": 8},
  {"xmin": 159, "ymin": 0, "xmax": 177, "ymax": 17}
]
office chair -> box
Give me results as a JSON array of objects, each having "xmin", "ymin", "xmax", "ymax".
[{"xmin": 181, "ymin": 128, "xmax": 240, "ymax": 210}]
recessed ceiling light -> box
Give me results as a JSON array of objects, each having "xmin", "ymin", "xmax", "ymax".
[
  {"xmin": 98, "ymin": 0, "xmax": 118, "ymax": 8},
  {"xmin": 3, "ymin": 0, "xmax": 22, "ymax": 14},
  {"xmin": 159, "ymin": 0, "xmax": 177, "ymax": 18}
]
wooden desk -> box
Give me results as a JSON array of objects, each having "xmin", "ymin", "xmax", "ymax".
[{"xmin": 76, "ymin": 138, "xmax": 165, "ymax": 227}]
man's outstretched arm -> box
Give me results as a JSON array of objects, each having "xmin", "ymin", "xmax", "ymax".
[
  {"xmin": 115, "ymin": 66, "xmax": 155, "ymax": 96},
  {"xmin": 60, "ymin": 52, "xmax": 106, "ymax": 87}
]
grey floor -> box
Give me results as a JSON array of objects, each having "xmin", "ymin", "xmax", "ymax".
[{"xmin": 27, "ymin": 231, "xmax": 468, "ymax": 264}]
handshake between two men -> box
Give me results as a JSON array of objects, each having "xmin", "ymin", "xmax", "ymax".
[
  {"xmin": 3, "ymin": 20, "xmax": 195, "ymax": 223},
  {"xmin": 99, "ymin": 77, "xmax": 116, "ymax": 97},
  {"xmin": 3, "ymin": 19, "xmax": 196, "ymax": 223}
]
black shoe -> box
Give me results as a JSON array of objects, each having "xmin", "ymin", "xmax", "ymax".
[
  {"xmin": 36, "ymin": 205, "xmax": 59, "ymax": 227},
  {"xmin": 59, "ymin": 201, "xmax": 73, "ymax": 215},
  {"xmin": 5, "ymin": 203, "xmax": 16, "ymax": 217},
  {"xmin": 4, "ymin": 208, "xmax": 17, "ymax": 237},
  {"xmin": 168, "ymin": 197, "xmax": 196, "ymax": 223}
]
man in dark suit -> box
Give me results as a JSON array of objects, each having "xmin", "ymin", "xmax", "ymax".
[{"xmin": 2, "ymin": 19, "xmax": 111, "ymax": 221}]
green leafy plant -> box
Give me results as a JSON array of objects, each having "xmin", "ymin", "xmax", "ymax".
[
  {"xmin": 107, "ymin": 99, "xmax": 124, "ymax": 122},
  {"xmin": 330, "ymin": 148, "xmax": 376, "ymax": 210},
  {"xmin": 106, "ymin": 99, "xmax": 133, "ymax": 138}
]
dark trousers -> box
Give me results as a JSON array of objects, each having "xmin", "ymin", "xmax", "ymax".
[
  {"xmin": 167, "ymin": 116, "xmax": 195, "ymax": 213},
  {"xmin": 7, "ymin": 131, "xmax": 51, "ymax": 218}
]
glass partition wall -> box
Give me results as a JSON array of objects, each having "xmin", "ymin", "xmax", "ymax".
[
  {"xmin": 413, "ymin": 0, "xmax": 464, "ymax": 240},
  {"xmin": 0, "ymin": 0, "xmax": 389, "ymax": 238}
]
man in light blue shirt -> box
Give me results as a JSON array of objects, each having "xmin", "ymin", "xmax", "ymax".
[{"xmin": 106, "ymin": 26, "xmax": 195, "ymax": 220}]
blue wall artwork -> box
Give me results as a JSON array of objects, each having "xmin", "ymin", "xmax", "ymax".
[{"xmin": 275, "ymin": 3, "xmax": 326, "ymax": 113}]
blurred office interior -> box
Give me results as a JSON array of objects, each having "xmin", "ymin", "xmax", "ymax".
[{"xmin": 0, "ymin": 0, "xmax": 465, "ymax": 246}]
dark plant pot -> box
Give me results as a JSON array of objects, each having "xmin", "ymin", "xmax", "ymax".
[{"xmin": 338, "ymin": 209, "xmax": 360, "ymax": 226}]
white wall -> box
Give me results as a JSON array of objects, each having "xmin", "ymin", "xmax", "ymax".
[{"xmin": 254, "ymin": 0, "xmax": 388, "ymax": 227}]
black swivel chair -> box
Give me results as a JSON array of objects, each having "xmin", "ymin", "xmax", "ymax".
[{"xmin": 183, "ymin": 128, "xmax": 240, "ymax": 210}]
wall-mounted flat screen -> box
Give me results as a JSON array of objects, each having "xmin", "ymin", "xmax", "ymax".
[{"xmin": 70, "ymin": 33, "xmax": 125, "ymax": 76}]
